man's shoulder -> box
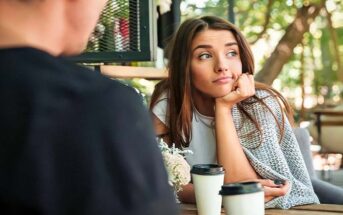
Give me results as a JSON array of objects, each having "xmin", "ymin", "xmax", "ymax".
[
  {"xmin": 52, "ymin": 55, "xmax": 141, "ymax": 102},
  {"xmin": 0, "ymin": 47, "xmax": 141, "ymax": 103}
]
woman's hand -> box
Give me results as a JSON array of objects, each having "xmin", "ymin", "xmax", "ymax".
[
  {"xmin": 255, "ymin": 179, "xmax": 290, "ymax": 202},
  {"xmin": 215, "ymin": 73, "xmax": 255, "ymax": 108}
]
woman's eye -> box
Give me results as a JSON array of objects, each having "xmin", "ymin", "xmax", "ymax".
[
  {"xmin": 199, "ymin": 53, "xmax": 211, "ymax": 60},
  {"xmin": 227, "ymin": 51, "xmax": 237, "ymax": 57}
]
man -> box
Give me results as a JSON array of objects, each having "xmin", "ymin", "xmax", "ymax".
[{"xmin": 0, "ymin": 1, "xmax": 178, "ymax": 214}]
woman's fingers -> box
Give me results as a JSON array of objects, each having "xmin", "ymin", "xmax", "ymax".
[
  {"xmin": 248, "ymin": 179, "xmax": 290, "ymax": 202},
  {"xmin": 264, "ymin": 181, "xmax": 289, "ymax": 203},
  {"xmin": 215, "ymin": 73, "xmax": 255, "ymax": 106},
  {"xmin": 251, "ymin": 178, "xmax": 287, "ymax": 187},
  {"xmin": 253, "ymin": 179, "xmax": 274, "ymax": 186},
  {"xmin": 235, "ymin": 73, "xmax": 255, "ymax": 97},
  {"xmin": 263, "ymin": 181, "xmax": 289, "ymax": 196}
]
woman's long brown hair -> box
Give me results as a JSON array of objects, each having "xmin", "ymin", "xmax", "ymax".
[{"xmin": 150, "ymin": 16, "xmax": 293, "ymax": 148}]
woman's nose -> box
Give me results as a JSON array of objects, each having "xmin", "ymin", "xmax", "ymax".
[
  {"xmin": 216, "ymin": 66, "xmax": 228, "ymax": 73},
  {"xmin": 215, "ymin": 58, "xmax": 228, "ymax": 73}
]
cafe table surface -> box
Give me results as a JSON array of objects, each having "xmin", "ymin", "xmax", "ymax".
[{"xmin": 181, "ymin": 203, "xmax": 343, "ymax": 215}]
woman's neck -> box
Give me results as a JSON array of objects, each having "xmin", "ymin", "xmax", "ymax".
[{"xmin": 192, "ymin": 90, "xmax": 215, "ymax": 117}]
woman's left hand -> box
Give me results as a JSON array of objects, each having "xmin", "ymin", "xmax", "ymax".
[{"xmin": 255, "ymin": 179, "xmax": 290, "ymax": 202}]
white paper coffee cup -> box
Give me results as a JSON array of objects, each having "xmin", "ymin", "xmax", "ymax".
[
  {"xmin": 191, "ymin": 164, "xmax": 225, "ymax": 215},
  {"xmin": 219, "ymin": 182, "xmax": 264, "ymax": 215}
]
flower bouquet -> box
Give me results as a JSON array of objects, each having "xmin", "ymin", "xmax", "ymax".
[{"xmin": 158, "ymin": 139, "xmax": 192, "ymax": 194}]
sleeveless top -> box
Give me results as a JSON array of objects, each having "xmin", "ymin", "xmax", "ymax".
[{"xmin": 152, "ymin": 89, "xmax": 319, "ymax": 209}]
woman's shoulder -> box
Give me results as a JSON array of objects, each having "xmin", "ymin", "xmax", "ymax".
[
  {"xmin": 242, "ymin": 88, "xmax": 282, "ymax": 112},
  {"xmin": 154, "ymin": 92, "xmax": 168, "ymax": 106},
  {"xmin": 255, "ymin": 88, "xmax": 280, "ymax": 104},
  {"xmin": 151, "ymin": 91, "xmax": 169, "ymax": 115},
  {"xmin": 255, "ymin": 88, "xmax": 275, "ymax": 98},
  {"xmin": 243, "ymin": 88, "xmax": 277, "ymax": 104}
]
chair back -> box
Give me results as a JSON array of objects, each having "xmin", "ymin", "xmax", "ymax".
[{"xmin": 293, "ymin": 128, "xmax": 316, "ymax": 179}]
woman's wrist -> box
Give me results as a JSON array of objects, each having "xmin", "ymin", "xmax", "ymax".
[
  {"xmin": 215, "ymin": 99, "xmax": 234, "ymax": 112},
  {"xmin": 215, "ymin": 102, "xmax": 234, "ymax": 120}
]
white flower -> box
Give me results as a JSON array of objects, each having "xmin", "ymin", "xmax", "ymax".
[{"xmin": 158, "ymin": 139, "xmax": 192, "ymax": 192}]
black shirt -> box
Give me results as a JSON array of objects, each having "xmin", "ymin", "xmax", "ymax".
[{"xmin": 0, "ymin": 47, "xmax": 178, "ymax": 215}]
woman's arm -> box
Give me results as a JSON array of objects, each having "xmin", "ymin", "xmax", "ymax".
[
  {"xmin": 215, "ymin": 74, "xmax": 259, "ymax": 183},
  {"xmin": 215, "ymin": 104, "xmax": 291, "ymax": 203},
  {"xmin": 215, "ymin": 75, "xmax": 291, "ymax": 202},
  {"xmin": 215, "ymin": 103, "xmax": 259, "ymax": 182}
]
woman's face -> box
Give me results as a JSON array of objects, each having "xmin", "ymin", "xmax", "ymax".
[{"xmin": 190, "ymin": 29, "xmax": 242, "ymax": 99}]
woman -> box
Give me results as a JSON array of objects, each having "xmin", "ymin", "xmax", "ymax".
[{"xmin": 150, "ymin": 16, "xmax": 319, "ymax": 209}]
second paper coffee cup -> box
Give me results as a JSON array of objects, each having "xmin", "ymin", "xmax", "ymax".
[
  {"xmin": 191, "ymin": 164, "xmax": 225, "ymax": 215},
  {"xmin": 219, "ymin": 181, "xmax": 264, "ymax": 215}
]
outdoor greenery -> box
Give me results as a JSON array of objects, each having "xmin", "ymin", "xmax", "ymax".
[{"xmin": 180, "ymin": 0, "xmax": 343, "ymax": 123}]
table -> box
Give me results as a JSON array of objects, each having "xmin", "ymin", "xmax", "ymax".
[{"xmin": 181, "ymin": 203, "xmax": 343, "ymax": 214}]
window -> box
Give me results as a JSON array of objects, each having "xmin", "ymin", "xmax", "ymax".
[{"xmin": 71, "ymin": 0, "xmax": 155, "ymax": 63}]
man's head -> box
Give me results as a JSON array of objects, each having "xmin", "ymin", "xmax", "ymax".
[
  {"xmin": 61, "ymin": 0, "xmax": 108, "ymax": 55},
  {"xmin": 0, "ymin": 0, "xmax": 108, "ymax": 56}
]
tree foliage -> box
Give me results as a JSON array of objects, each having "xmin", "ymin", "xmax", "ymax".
[{"xmin": 181, "ymin": 0, "xmax": 343, "ymax": 110}]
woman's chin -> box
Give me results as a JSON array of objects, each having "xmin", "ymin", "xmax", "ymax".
[
  {"xmin": 213, "ymin": 93, "xmax": 228, "ymax": 99},
  {"xmin": 215, "ymin": 89, "xmax": 233, "ymax": 98}
]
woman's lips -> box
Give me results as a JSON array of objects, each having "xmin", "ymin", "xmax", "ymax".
[{"xmin": 213, "ymin": 76, "xmax": 233, "ymax": 84}]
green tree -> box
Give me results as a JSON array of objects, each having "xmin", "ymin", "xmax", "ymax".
[{"xmin": 181, "ymin": 0, "xmax": 343, "ymax": 114}]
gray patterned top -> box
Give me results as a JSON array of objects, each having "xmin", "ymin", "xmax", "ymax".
[{"xmin": 233, "ymin": 90, "xmax": 319, "ymax": 208}]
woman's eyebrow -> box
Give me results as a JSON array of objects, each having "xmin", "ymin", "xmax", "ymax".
[
  {"xmin": 192, "ymin": 42, "xmax": 238, "ymax": 52},
  {"xmin": 225, "ymin": 42, "xmax": 238, "ymax": 47},
  {"xmin": 192, "ymin": 44, "xmax": 212, "ymax": 52}
]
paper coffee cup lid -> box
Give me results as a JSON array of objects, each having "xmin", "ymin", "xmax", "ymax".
[
  {"xmin": 219, "ymin": 182, "xmax": 263, "ymax": 195},
  {"xmin": 191, "ymin": 164, "xmax": 225, "ymax": 175}
]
